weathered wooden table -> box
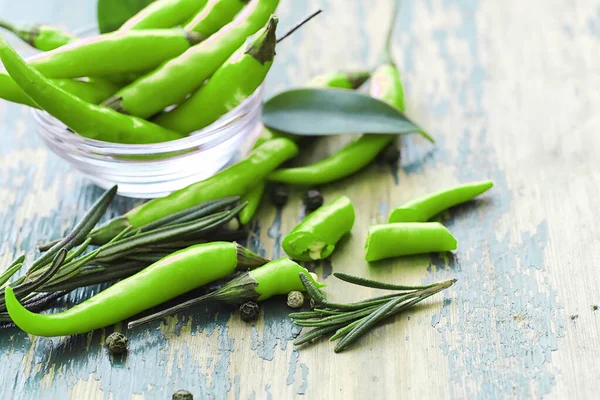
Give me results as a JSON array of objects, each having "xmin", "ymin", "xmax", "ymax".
[{"xmin": 2, "ymin": 0, "xmax": 599, "ymax": 398}]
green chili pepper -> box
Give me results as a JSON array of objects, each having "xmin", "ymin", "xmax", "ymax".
[
  {"xmin": 0, "ymin": 20, "xmax": 77, "ymax": 51},
  {"xmin": 185, "ymin": 0, "xmax": 248, "ymax": 39},
  {"xmin": 104, "ymin": 0, "xmax": 279, "ymax": 119},
  {"xmin": 0, "ymin": 37, "xmax": 185, "ymax": 144},
  {"xmin": 364, "ymin": 222, "xmax": 457, "ymax": 262},
  {"xmin": 120, "ymin": 0, "xmax": 208, "ymax": 31},
  {"xmin": 155, "ymin": 15, "xmax": 277, "ymax": 134},
  {"xmin": 128, "ymin": 258, "xmax": 323, "ymax": 329},
  {"xmin": 267, "ymin": 135, "xmax": 396, "ymax": 185},
  {"xmin": 0, "ymin": 75, "xmax": 121, "ymax": 107},
  {"xmin": 282, "ymin": 196, "xmax": 355, "ymax": 262},
  {"xmin": 267, "ymin": 1, "xmax": 407, "ymax": 187},
  {"xmin": 4, "ymin": 29, "xmax": 202, "ymax": 80},
  {"xmin": 238, "ymin": 70, "xmax": 371, "ymax": 224},
  {"xmin": 388, "ymin": 180, "xmax": 494, "ymax": 223},
  {"xmin": 89, "ymin": 137, "xmax": 298, "ymax": 243},
  {"xmin": 4, "ymin": 242, "xmax": 267, "ymax": 337}
]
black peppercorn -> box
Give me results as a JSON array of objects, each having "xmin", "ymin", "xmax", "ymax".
[
  {"xmin": 239, "ymin": 301, "xmax": 260, "ymax": 322},
  {"xmin": 105, "ymin": 332, "xmax": 128, "ymax": 354},
  {"xmin": 172, "ymin": 390, "xmax": 193, "ymax": 400},
  {"xmin": 302, "ymin": 189, "xmax": 323, "ymax": 212},
  {"xmin": 270, "ymin": 184, "xmax": 289, "ymax": 207},
  {"xmin": 377, "ymin": 143, "xmax": 401, "ymax": 165}
]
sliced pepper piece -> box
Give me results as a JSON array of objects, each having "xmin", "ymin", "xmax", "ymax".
[
  {"xmin": 283, "ymin": 196, "xmax": 355, "ymax": 262},
  {"xmin": 364, "ymin": 222, "xmax": 457, "ymax": 262}
]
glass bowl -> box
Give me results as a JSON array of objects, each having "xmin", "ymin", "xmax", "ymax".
[
  {"xmin": 32, "ymin": 86, "xmax": 264, "ymax": 199},
  {"xmin": 30, "ymin": 24, "xmax": 264, "ymax": 198}
]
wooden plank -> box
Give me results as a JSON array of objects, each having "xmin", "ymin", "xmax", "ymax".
[{"xmin": 1, "ymin": 0, "xmax": 600, "ymax": 399}]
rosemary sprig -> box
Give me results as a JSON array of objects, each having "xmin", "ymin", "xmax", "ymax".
[{"xmin": 291, "ymin": 273, "xmax": 456, "ymax": 352}]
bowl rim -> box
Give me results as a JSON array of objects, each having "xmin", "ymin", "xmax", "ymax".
[{"xmin": 32, "ymin": 85, "xmax": 264, "ymax": 155}]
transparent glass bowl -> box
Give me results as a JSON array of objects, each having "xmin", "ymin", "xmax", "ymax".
[{"xmin": 32, "ymin": 86, "xmax": 264, "ymax": 198}]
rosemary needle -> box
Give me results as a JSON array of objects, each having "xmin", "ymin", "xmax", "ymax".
[{"xmin": 29, "ymin": 186, "xmax": 117, "ymax": 272}]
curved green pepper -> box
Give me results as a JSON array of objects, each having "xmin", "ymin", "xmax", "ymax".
[
  {"xmin": 186, "ymin": 0, "xmax": 248, "ymax": 39},
  {"xmin": 128, "ymin": 257, "xmax": 324, "ymax": 329},
  {"xmin": 266, "ymin": 1, "xmax": 407, "ymax": 187},
  {"xmin": 90, "ymin": 137, "xmax": 299, "ymax": 243},
  {"xmin": 283, "ymin": 196, "xmax": 355, "ymax": 261},
  {"xmin": 4, "ymin": 242, "xmax": 268, "ymax": 337},
  {"xmin": 0, "ymin": 36, "xmax": 185, "ymax": 144},
  {"xmin": 104, "ymin": 0, "xmax": 280, "ymax": 119},
  {"xmin": 270, "ymin": 55, "xmax": 405, "ymax": 185},
  {"xmin": 364, "ymin": 222, "xmax": 457, "ymax": 262},
  {"xmin": 155, "ymin": 15, "xmax": 277, "ymax": 133},
  {"xmin": 267, "ymin": 57, "xmax": 404, "ymax": 186},
  {"xmin": 120, "ymin": 0, "xmax": 209, "ymax": 30},
  {"xmin": 268, "ymin": 135, "xmax": 394, "ymax": 185},
  {"xmin": 389, "ymin": 180, "xmax": 494, "ymax": 223}
]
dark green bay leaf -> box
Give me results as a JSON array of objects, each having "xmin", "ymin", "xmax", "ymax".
[
  {"xmin": 97, "ymin": 0, "xmax": 155, "ymax": 33},
  {"xmin": 262, "ymin": 88, "xmax": 433, "ymax": 142}
]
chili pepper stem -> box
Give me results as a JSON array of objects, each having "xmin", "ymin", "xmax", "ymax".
[
  {"xmin": 346, "ymin": 71, "xmax": 371, "ymax": 89},
  {"xmin": 379, "ymin": 0, "xmax": 401, "ymax": 65},
  {"xmin": 0, "ymin": 21, "xmax": 27, "ymax": 41},
  {"xmin": 275, "ymin": 9, "xmax": 322, "ymax": 44},
  {"xmin": 245, "ymin": 15, "xmax": 278, "ymax": 64},
  {"xmin": 235, "ymin": 243, "xmax": 270, "ymax": 268}
]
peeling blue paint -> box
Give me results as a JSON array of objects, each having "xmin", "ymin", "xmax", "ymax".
[
  {"xmin": 249, "ymin": 302, "xmax": 301, "ymax": 362},
  {"xmin": 297, "ymin": 363, "xmax": 309, "ymax": 395},
  {"xmin": 587, "ymin": 6, "xmax": 600, "ymax": 37},
  {"xmin": 267, "ymin": 209, "xmax": 283, "ymax": 259},
  {"xmin": 233, "ymin": 375, "xmax": 241, "ymax": 400},
  {"xmin": 286, "ymin": 350, "xmax": 299, "ymax": 385}
]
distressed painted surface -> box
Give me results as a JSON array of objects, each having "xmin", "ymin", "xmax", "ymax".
[{"xmin": 1, "ymin": 0, "xmax": 599, "ymax": 399}]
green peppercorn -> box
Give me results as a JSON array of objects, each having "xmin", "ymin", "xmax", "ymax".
[
  {"xmin": 105, "ymin": 332, "xmax": 128, "ymax": 354},
  {"xmin": 287, "ymin": 291, "xmax": 305, "ymax": 309},
  {"xmin": 240, "ymin": 301, "xmax": 260, "ymax": 322},
  {"xmin": 377, "ymin": 143, "xmax": 401, "ymax": 165},
  {"xmin": 270, "ymin": 183, "xmax": 289, "ymax": 207},
  {"xmin": 303, "ymin": 189, "xmax": 323, "ymax": 212},
  {"xmin": 172, "ymin": 390, "xmax": 193, "ymax": 400}
]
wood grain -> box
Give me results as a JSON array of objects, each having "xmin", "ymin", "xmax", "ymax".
[{"xmin": 2, "ymin": 0, "xmax": 600, "ymax": 399}]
